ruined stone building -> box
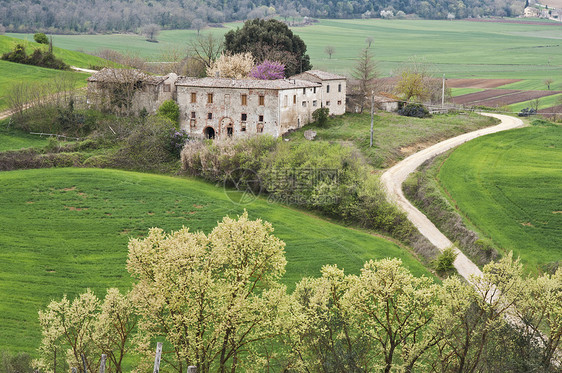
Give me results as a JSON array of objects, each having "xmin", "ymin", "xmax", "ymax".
[
  {"xmin": 87, "ymin": 68, "xmax": 346, "ymax": 139},
  {"xmin": 87, "ymin": 68, "xmax": 178, "ymax": 115}
]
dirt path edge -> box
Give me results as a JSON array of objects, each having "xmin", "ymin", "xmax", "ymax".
[{"xmin": 381, "ymin": 113, "xmax": 524, "ymax": 282}]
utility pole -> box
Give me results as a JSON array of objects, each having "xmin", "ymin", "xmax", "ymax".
[
  {"xmin": 370, "ymin": 91, "xmax": 374, "ymax": 148},
  {"xmin": 442, "ymin": 74, "xmax": 445, "ymax": 109}
]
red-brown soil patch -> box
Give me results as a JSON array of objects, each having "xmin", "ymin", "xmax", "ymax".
[
  {"xmin": 451, "ymin": 89, "xmax": 519, "ymax": 105},
  {"xmin": 447, "ymin": 79, "xmax": 521, "ymax": 89},
  {"xmin": 65, "ymin": 206, "xmax": 88, "ymax": 211},
  {"xmin": 478, "ymin": 90, "xmax": 561, "ymax": 106},
  {"xmin": 539, "ymin": 104, "xmax": 562, "ymax": 118}
]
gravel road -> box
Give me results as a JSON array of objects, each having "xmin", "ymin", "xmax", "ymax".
[{"xmin": 381, "ymin": 113, "xmax": 524, "ymax": 282}]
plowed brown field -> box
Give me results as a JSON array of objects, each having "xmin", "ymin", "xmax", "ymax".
[
  {"xmin": 447, "ymin": 79, "xmax": 521, "ymax": 88},
  {"xmin": 452, "ymin": 89, "xmax": 561, "ymax": 106},
  {"xmin": 451, "ymin": 90, "xmax": 518, "ymax": 104}
]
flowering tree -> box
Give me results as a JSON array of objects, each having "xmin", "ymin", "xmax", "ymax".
[
  {"xmin": 249, "ymin": 60, "xmax": 285, "ymax": 80},
  {"xmin": 205, "ymin": 52, "xmax": 254, "ymax": 79},
  {"xmin": 127, "ymin": 211, "xmax": 288, "ymax": 373}
]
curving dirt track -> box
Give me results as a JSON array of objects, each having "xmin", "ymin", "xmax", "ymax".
[{"xmin": 381, "ymin": 113, "xmax": 524, "ymax": 282}]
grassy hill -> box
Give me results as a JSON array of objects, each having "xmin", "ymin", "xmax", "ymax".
[
  {"xmin": 0, "ymin": 35, "xmax": 112, "ymax": 111},
  {"xmin": 0, "ymin": 167, "xmax": 432, "ymax": 354},
  {"xmin": 437, "ymin": 124, "xmax": 562, "ymax": 272}
]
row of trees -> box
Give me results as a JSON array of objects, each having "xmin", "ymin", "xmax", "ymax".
[
  {"xmin": 0, "ymin": 0, "xmax": 525, "ymax": 34},
  {"xmin": 36, "ymin": 212, "xmax": 562, "ymax": 373}
]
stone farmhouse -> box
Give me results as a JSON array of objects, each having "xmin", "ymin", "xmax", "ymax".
[{"xmin": 87, "ymin": 68, "xmax": 346, "ymax": 139}]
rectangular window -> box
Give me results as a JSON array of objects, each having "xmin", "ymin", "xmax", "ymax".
[
  {"xmin": 258, "ymin": 115, "xmax": 264, "ymax": 122},
  {"xmin": 208, "ymin": 113, "xmax": 213, "ymax": 119},
  {"xmin": 191, "ymin": 92, "xmax": 196, "ymax": 103},
  {"xmin": 327, "ymin": 85, "xmax": 330, "ymax": 93},
  {"xmin": 259, "ymin": 95, "xmax": 265, "ymax": 106},
  {"xmin": 241, "ymin": 113, "xmax": 247, "ymax": 122},
  {"xmin": 241, "ymin": 124, "xmax": 246, "ymax": 132},
  {"xmin": 326, "ymin": 101, "xmax": 331, "ymax": 106},
  {"xmin": 241, "ymin": 94, "xmax": 247, "ymax": 105},
  {"xmin": 338, "ymin": 84, "xmax": 342, "ymax": 93},
  {"xmin": 293, "ymin": 95, "xmax": 296, "ymax": 104},
  {"xmin": 302, "ymin": 88, "xmax": 306, "ymax": 94},
  {"xmin": 313, "ymin": 100, "xmax": 317, "ymax": 107},
  {"xmin": 257, "ymin": 123, "xmax": 264, "ymax": 133},
  {"xmin": 284, "ymin": 95, "xmax": 288, "ymax": 107},
  {"xmin": 207, "ymin": 93, "xmax": 213, "ymax": 104},
  {"xmin": 313, "ymin": 87, "xmax": 316, "ymax": 94},
  {"xmin": 302, "ymin": 101, "xmax": 307, "ymax": 107},
  {"xmin": 191, "ymin": 111, "xmax": 196, "ymax": 118},
  {"xmin": 163, "ymin": 84, "xmax": 171, "ymax": 92},
  {"xmin": 337, "ymin": 100, "xmax": 342, "ymax": 105}
]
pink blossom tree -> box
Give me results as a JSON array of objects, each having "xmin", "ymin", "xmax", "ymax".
[{"xmin": 250, "ymin": 60, "xmax": 285, "ymax": 80}]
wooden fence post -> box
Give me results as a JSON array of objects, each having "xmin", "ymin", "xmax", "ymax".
[
  {"xmin": 187, "ymin": 366, "xmax": 197, "ymax": 373},
  {"xmin": 153, "ymin": 342, "xmax": 163, "ymax": 373},
  {"xmin": 99, "ymin": 354, "xmax": 107, "ymax": 373}
]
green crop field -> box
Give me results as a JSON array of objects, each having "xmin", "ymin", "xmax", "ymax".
[
  {"xmin": 9, "ymin": 18, "xmax": 562, "ymax": 87},
  {"xmin": 437, "ymin": 124, "xmax": 562, "ymax": 272},
  {"xmin": 0, "ymin": 167, "xmax": 432, "ymax": 354}
]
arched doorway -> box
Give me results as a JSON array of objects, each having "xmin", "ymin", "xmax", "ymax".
[
  {"xmin": 221, "ymin": 117, "xmax": 234, "ymax": 138},
  {"xmin": 203, "ymin": 126, "xmax": 215, "ymax": 139}
]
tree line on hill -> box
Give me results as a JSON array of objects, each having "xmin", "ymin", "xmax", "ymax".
[{"xmin": 0, "ymin": 0, "xmax": 524, "ymax": 34}]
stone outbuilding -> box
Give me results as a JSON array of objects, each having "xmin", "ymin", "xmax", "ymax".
[
  {"xmin": 290, "ymin": 70, "xmax": 347, "ymax": 115},
  {"xmin": 87, "ymin": 68, "xmax": 178, "ymax": 114}
]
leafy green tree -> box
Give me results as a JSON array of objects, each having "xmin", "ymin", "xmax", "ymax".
[
  {"xmin": 158, "ymin": 99, "xmax": 180, "ymax": 126},
  {"xmin": 224, "ymin": 19, "xmax": 311, "ymax": 77},
  {"xmin": 34, "ymin": 32, "xmax": 48, "ymax": 44}
]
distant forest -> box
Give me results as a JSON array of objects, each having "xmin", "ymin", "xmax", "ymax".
[{"xmin": 0, "ymin": 0, "xmax": 524, "ymax": 33}]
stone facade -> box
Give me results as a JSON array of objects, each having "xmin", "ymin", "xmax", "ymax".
[
  {"xmin": 290, "ymin": 70, "xmax": 347, "ymax": 115},
  {"xmin": 176, "ymin": 77, "xmax": 324, "ymax": 139},
  {"xmin": 87, "ymin": 68, "xmax": 347, "ymax": 139},
  {"xmin": 87, "ymin": 68, "xmax": 178, "ymax": 114}
]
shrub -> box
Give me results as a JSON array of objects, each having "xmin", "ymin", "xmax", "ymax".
[
  {"xmin": 531, "ymin": 118, "xmax": 555, "ymax": 127},
  {"xmin": 398, "ymin": 103, "xmax": 431, "ymax": 118},
  {"xmin": 167, "ymin": 129, "xmax": 190, "ymax": 157},
  {"xmin": 157, "ymin": 99, "xmax": 180, "ymax": 126},
  {"xmin": 1, "ymin": 44, "xmax": 68, "ymax": 70},
  {"xmin": 312, "ymin": 107, "xmax": 330, "ymax": 127},
  {"xmin": 33, "ymin": 32, "xmax": 49, "ymax": 44},
  {"xmin": 435, "ymin": 246, "xmax": 458, "ymax": 273}
]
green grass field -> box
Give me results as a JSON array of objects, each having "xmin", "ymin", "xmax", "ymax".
[
  {"xmin": 0, "ymin": 167, "xmax": 432, "ymax": 354},
  {"xmin": 437, "ymin": 125, "xmax": 562, "ymax": 272},
  {"xmin": 9, "ymin": 19, "xmax": 562, "ymax": 86},
  {"xmin": 0, "ymin": 119, "xmax": 49, "ymax": 151},
  {"xmin": 0, "ymin": 35, "xmax": 113, "ymax": 111},
  {"xmin": 286, "ymin": 111, "xmax": 498, "ymax": 168}
]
